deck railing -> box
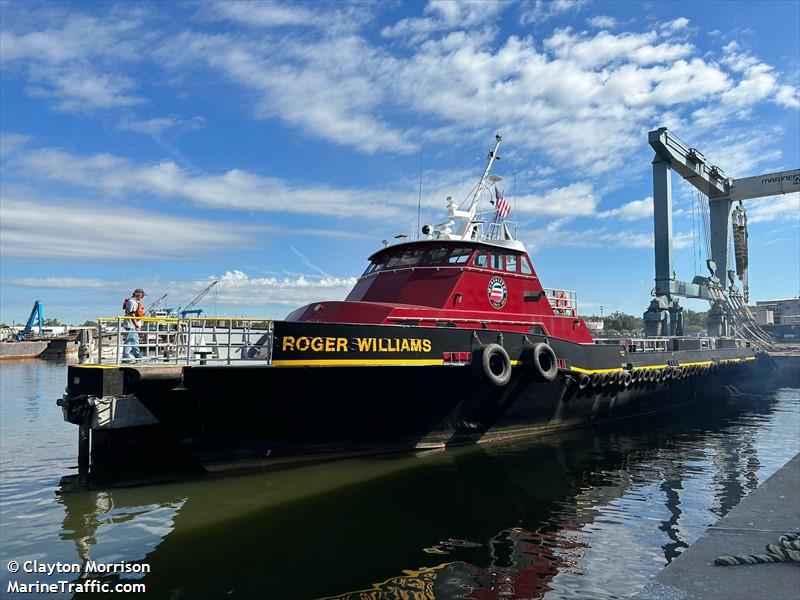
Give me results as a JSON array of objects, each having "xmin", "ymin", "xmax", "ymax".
[
  {"xmin": 96, "ymin": 317, "xmax": 274, "ymax": 366},
  {"xmin": 542, "ymin": 288, "xmax": 578, "ymax": 316}
]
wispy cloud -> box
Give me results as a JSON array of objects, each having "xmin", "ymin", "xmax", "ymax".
[
  {"xmin": 598, "ymin": 196, "xmax": 653, "ymax": 221},
  {"xmin": 10, "ymin": 147, "xmax": 414, "ymax": 219},
  {"xmin": 117, "ymin": 115, "xmax": 205, "ymax": 139},
  {"xmin": 520, "ymin": 0, "xmax": 590, "ymax": 25},
  {"xmin": 747, "ymin": 193, "xmax": 800, "ymax": 224},
  {"xmin": 0, "ymin": 132, "xmax": 31, "ymax": 158},
  {"xmin": 586, "ymin": 15, "xmax": 618, "ymax": 29},
  {"xmin": 0, "ymin": 189, "xmax": 252, "ymax": 259}
]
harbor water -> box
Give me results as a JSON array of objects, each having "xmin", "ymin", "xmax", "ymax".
[{"xmin": 1, "ymin": 359, "xmax": 798, "ymax": 599}]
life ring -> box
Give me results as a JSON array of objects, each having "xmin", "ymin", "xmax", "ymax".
[
  {"xmin": 554, "ymin": 291, "xmax": 569, "ymax": 315},
  {"xmin": 527, "ymin": 342, "xmax": 559, "ymax": 382},
  {"xmin": 474, "ymin": 343, "xmax": 512, "ymax": 387}
]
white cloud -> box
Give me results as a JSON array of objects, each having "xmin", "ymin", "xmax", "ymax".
[
  {"xmin": 0, "ymin": 190, "xmax": 252, "ymax": 259},
  {"xmin": 660, "ymin": 17, "xmax": 690, "ymax": 32},
  {"xmin": 774, "ymin": 84, "xmax": 800, "ymax": 109},
  {"xmin": 11, "ymin": 147, "xmax": 412, "ymax": 219},
  {"xmin": 586, "ymin": 15, "xmax": 618, "ymax": 29},
  {"xmin": 599, "ymin": 197, "xmax": 653, "ymax": 220},
  {"xmin": 117, "ymin": 115, "xmax": 206, "ymax": 138},
  {"xmin": 545, "ymin": 29, "xmax": 694, "ymax": 67},
  {"xmin": 211, "ymin": 1, "xmax": 320, "ymax": 28},
  {"xmin": 212, "ymin": 270, "xmax": 358, "ymax": 307},
  {"xmin": 156, "ymin": 32, "xmax": 415, "ymax": 154},
  {"xmin": 520, "ymin": 0, "xmax": 590, "ymax": 25},
  {"xmin": 2, "ymin": 3, "xmax": 796, "ymax": 179},
  {"xmin": 7, "ymin": 277, "xmax": 114, "ymax": 290},
  {"xmin": 382, "ymin": 0, "xmax": 506, "ymax": 41},
  {"xmin": 515, "ymin": 183, "xmax": 598, "ymax": 216},
  {"xmin": 0, "ymin": 12, "xmax": 146, "ymax": 112},
  {"xmin": 747, "ymin": 193, "xmax": 800, "ymax": 224},
  {"xmin": 26, "ymin": 67, "xmax": 143, "ymax": 111},
  {"xmin": 697, "ymin": 127, "xmax": 783, "ymax": 178},
  {"xmin": 0, "ymin": 133, "xmax": 31, "ymax": 158}
]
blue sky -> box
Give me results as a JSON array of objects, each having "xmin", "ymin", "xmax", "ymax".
[{"xmin": 1, "ymin": 0, "xmax": 798, "ymax": 325}]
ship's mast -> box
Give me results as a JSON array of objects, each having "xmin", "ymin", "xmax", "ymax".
[
  {"xmin": 434, "ymin": 134, "xmax": 502, "ymax": 241},
  {"xmin": 465, "ymin": 133, "xmax": 502, "ymax": 220}
]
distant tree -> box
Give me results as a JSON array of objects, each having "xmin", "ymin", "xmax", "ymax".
[
  {"xmin": 683, "ymin": 309, "xmax": 708, "ymax": 333},
  {"xmin": 81, "ymin": 320, "xmax": 98, "ymax": 327},
  {"xmin": 43, "ymin": 318, "xmax": 61, "ymax": 326},
  {"xmin": 603, "ymin": 311, "xmax": 644, "ymax": 333}
]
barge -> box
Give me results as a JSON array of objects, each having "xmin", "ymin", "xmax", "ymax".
[{"xmin": 58, "ymin": 135, "xmax": 772, "ymax": 472}]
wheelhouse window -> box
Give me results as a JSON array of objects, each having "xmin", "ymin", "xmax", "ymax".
[
  {"xmin": 447, "ymin": 247, "xmax": 473, "ymax": 264},
  {"xmin": 362, "ymin": 257, "xmax": 387, "ymax": 276},
  {"xmin": 505, "ymin": 255, "xmax": 518, "ymax": 272},
  {"xmin": 490, "ymin": 253, "xmax": 503, "ymax": 270},
  {"xmin": 521, "ymin": 256, "xmax": 533, "ymax": 275},
  {"xmin": 422, "ymin": 246, "xmax": 449, "ymax": 265},
  {"xmin": 473, "ymin": 250, "xmax": 488, "ymax": 268},
  {"xmin": 385, "ymin": 247, "xmax": 424, "ymax": 269}
]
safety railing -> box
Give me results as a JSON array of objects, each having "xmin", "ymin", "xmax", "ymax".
[
  {"xmin": 96, "ymin": 317, "xmax": 274, "ymax": 366},
  {"xmin": 542, "ymin": 288, "xmax": 578, "ymax": 316}
]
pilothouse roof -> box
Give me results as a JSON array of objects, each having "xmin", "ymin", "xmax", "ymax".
[{"xmin": 367, "ymin": 237, "xmax": 527, "ymax": 262}]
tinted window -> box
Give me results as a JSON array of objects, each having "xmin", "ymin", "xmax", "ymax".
[
  {"xmin": 505, "ymin": 255, "xmax": 518, "ymax": 272},
  {"xmin": 362, "ymin": 257, "xmax": 387, "ymax": 276},
  {"xmin": 422, "ymin": 247, "xmax": 449, "ymax": 265},
  {"xmin": 474, "ymin": 250, "xmax": 488, "ymax": 268},
  {"xmin": 521, "ymin": 256, "xmax": 533, "ymax": 275},
  {"xmin": 386, "ymin": 247, "xmax": 424, "ymax": 269},
  {"xmin": 447, "ymin": 247, "xmax": 473, "ymax": 264},
  {"xmin": 490, "ymin": 253, "xmax": 503, "ymax": 270}
]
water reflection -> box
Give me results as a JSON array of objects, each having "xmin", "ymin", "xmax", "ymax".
[{"xmin": 47, "ymin": 391, "xmax": 798, "ymax": 599}]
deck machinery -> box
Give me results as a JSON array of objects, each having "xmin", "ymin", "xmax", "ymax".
[{"xmin": 644, "ymin": 128, "xmax": 799, "ymax": 342}]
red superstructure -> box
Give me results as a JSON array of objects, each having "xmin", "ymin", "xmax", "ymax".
[
  {"xmin": 287, "ymin": 240, "xmax": 594, "ymax": 344},
  {"xmin": 288, "ymin": 134, "xmax": 594, "ymax": 344}
]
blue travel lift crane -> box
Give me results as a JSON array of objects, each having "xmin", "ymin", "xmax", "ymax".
[
  {"xmin": 13, "ymin": 300, "xmax": 44, "ymax": 340},
  {"xmin": 644, "ymin": 127, "xmax": 799, "ymax": 340}
]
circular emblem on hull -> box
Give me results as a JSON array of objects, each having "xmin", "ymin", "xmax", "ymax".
[{"xmin": 487, "ymin": 276, "xmax": 507, "ymax": 309}]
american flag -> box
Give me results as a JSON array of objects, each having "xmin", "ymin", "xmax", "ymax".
[{"xmin": 494, "ymin": 186, "xmax": 510, "ymax": 219}]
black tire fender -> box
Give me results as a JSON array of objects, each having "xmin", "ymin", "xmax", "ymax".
[
  {"xmin": 474, "ymin": 343, "xmax": 512, "ymax": 387},
  {"xmin": 528, "ymin": 342, "xmax": 558, "ymax": 382},
  {"xmin": 621, "ymin": 371, "xmax": 632, "ymax": 387}
]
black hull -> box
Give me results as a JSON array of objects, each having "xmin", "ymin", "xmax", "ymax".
[
  {"xmin": 158, "ymin": 361, "xmax": 760, "ymax": 467},
  {"xmin": 65, "ymin": 322, "xmax": 775, "ymax": 470}
]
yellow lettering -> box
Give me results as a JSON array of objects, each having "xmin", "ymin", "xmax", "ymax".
[
  {"xmin": 422, "ymin": 339, "xmax": 432, "ymax": 353},
  {"xmin": 356, "ymin": 338, "xmax": 373, "ymax": 352},
  {"xmin": 325, "ymin": 338, "xmax": 335, "ymax": 352},
  {"xmin": 282, "ymin": 336, "xmax": 295, "ymax": 351},
  {"xmin": 401, "ymin": 339, "xmax": 410, "ymax": 352},
  {"xmin": 411, "ymin": 339, "xmax": 422, "ymax": 352},
  {"xmin": 296, "ymin": 337, "xmax": 310, "ymax": 351},
  {"xmin": 337, "ymin": 337, "xmax": 348, "ymax": 352},
  {"xmin": 378, "ymin": 338, "xmax": 387, "ymax": 352},
  {"xmin": 311, "ymin": 337, "xmax": 324, "ymax": 352}
]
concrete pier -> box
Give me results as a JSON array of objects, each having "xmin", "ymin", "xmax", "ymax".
[{"xmin": 638, "ymin": 453, "xmax": 800, "ymax": 599}]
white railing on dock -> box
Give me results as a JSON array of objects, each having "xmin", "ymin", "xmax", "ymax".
[{"xmin": 96, "ymin": 317, "xmax": 274, "ymax": 366}]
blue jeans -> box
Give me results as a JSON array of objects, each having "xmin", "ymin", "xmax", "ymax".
[{"xmin": 123, "ymin": 331, "xmax": 141, "ymax": 359}]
